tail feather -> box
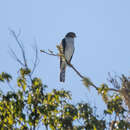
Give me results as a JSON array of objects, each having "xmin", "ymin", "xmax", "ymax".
[
  {"xmin": 60, "ymin": 63, "xmax": 66, "ymax": 82},
  {"xmin": 60, "ymin": 68, "xmax": 66, "ymax": 82}
]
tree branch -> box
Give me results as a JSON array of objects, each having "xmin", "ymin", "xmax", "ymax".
[
  {"xmin": 9, "ymin": 29, "xmax": 33, "ymax": 84},
  {"xmin": 9, "ymin": 47, "xmax": 25, "ymax": 67},
  {"xmin": 31, "ymin": 43, "xmax": 39, "ymax": 75},
  {"xmin": 40, "ymin": 49, "xmax": 85, "ymax": 79},
  {"xmin": 41, "ymin": 48, "xmax": 119, "ymax": 93},
  {"xmin": 9, "ymin": 29, "xmax": 28, "ymax": 67},
  {"xmin": 40, "ymin": 50, "xmax": 58, "ymax": 56}
]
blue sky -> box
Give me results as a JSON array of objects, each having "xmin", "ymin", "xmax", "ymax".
[{"xmin": 0, "ymin": 0, "xmax": 130, "ymax": 116}]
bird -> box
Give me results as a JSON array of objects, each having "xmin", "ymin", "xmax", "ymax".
[{"xmin": 60, "ymin": 32, "xmax": 76, "ymax": 82}]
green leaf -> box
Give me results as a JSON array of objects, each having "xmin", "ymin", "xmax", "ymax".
[
  {"xmin": 27, "ymin": 93, "xmax": 32, "ymax": 104},
  {"xmin": 0, "ymin": 72, "xmax": 12, "ymax": 82}
]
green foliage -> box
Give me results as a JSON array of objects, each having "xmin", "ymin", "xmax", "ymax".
[
  {"xmin": 97, "ymin": 83, "xmax": 129, "ymax": 129},
  {"xmin": 98, "ymin": 83, "xmax": 109, "ymax": 103},
  {"xmin": 104, "ymin": 94, "xmax": 126, "ymax": 116},
  {"xmin": 20, "ymin": 68, "xmax": 31, "ymax": 78},
  {"xmin": 0, "ymin": 69, "xmax": 129, "ymax": 129},
  {"xmin": 0, "ymin": 91, "xmax": 25, "ymax": 128},
  {"xmin": 0, "ymin": 72, "xmax": 12, "ymax": 82},
  {"xmin": 0, "ymin": 69, "xmax": 106, "ymax": 129},
  {"xmin": 77, "ymin": 103, "xmax": 106, "ymax": 130},
  {"xmin": 17, "ymin": 78, "xmax": 27, "ymax": 91}
]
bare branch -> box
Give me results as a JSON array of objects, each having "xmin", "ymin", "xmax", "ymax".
[
  {"xmin": 107, "ymin": 72, "xmax": 120, "ymax": 89},
  {"xmin": 9, "ymin": 29, "xmax": 33, "ymax": 85},
  {"xmin": 9, "ymin": 29, "xmax": 28, "ymax": 68},
  {"xmin": 31, "ymin": 41, "xmax": 39, "ymax": 75},
  {"xmin": 40, "ymin": 50, "xmax": 58, "ymax": 56},
  {"xmin": 9, "ymin": 47, "xmax": 25, "ymax": 67},
  {"xmin": 109, "ymin": 88, "xmax": 119, "ymax": 92}
]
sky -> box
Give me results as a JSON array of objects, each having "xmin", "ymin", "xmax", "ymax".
[{"xmin": 0, "ymin": 0, "xmax": 130, "ymax": 122}]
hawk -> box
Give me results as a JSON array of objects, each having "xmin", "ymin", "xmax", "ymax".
[{"xmin": 60, "ymin": 32, "xmax": 76, "ymax": 82}]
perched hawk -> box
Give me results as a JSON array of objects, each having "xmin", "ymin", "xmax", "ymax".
[{"xmin": 60, "ymin": 32, "xmax": 76, "ymax": 82}]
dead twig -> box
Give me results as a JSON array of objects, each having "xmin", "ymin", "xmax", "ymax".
[
  {"xmin": 31, "ymin": 41, "xmax": 39, "ymax": 75},
  {"xmin": 40, "ymin": 50, "xmax": 58, "ymax": 56},
  {"xmin": 9, "ymin": 29, "xmax": 28, "ymax": 67}
]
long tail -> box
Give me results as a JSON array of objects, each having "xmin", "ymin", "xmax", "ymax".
[{"xmin": 60, "ymin": 63, "xmax": 66, "ymax": 82}]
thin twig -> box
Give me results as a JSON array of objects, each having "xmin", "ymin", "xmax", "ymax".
[
  {"xmin": 9, "ymin": 47, "xmax": 25, "ymax": 67},
  {"xmin": 40, "ymin": 50, "xmax": 58, "ymax": 56},
  {"xmin": 109, "ymin": 88, "xmax": 119, "ymax": 92},
  {"xmin": 9, "ymin": 29, "xmax": 33, "ymax": 84},
  {"xmin": 31, "ymin": 43, "xmax": 39, "ymax": 75},
  {"xmin": 10, "ymin": 29, "xmax": 28, "ymax": 67}
]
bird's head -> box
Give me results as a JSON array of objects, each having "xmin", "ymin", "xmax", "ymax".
[{"xmin": 65, "ymin": 32, "xmax": 76, "ymax": 38}]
